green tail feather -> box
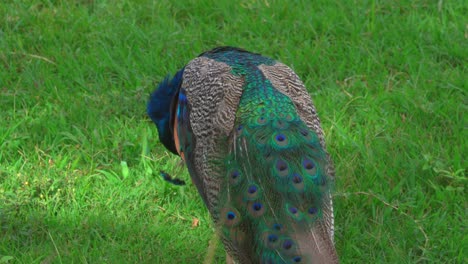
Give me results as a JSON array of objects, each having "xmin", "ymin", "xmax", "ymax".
[{"xmin": 216, "ymin": 78, "xmax": 331, "ymax": 263}]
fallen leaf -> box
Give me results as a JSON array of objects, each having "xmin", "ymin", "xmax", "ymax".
[{"xmin": 192, "ymin": 218, "xmax": 199, "ymax": 228}]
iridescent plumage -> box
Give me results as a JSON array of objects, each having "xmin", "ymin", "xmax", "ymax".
[{"xmin": 148, "ymin": 47, "xmax": 338, "ymax": 263}]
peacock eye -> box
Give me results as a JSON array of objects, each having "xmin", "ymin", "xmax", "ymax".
[
  {"xmin": 226, "ymin": 211, "xmax": 236, "ymax": 220},
  {"xmin": 273, "ymin": 223, "xmax": 282, "ymax": 231},
  {"xmin": 293, "ymin": 256, "xmax": 302, "ymax": 262},
  {"xmin": 275, "ymin": 134, "xmax": 286, "ymax": 142},
  {"xmin": 276, "ymin": 159, "xmax": 287, "ymax": 171},
  {"xmin": 289, "ymin": 207, "xmax": 298, "ymax": 214},
  {"xmin": 252, "ymin": 202, "xmax": 263, "ymax": 211},
  {"xmin": 230, "ymin": 170, "xmax": 239, "ymax": 179},
  {"xmin": 268, "ymin": 234, "xmax": 278, "ymax": 243},
  {"xmin": 292, "ymin": 174, "xmax": 303, "ymax": 183},
  {"xmin": 302, "ymin": 158, "xmax": 315, "ymax": 170},
  {"xmin": 256, "ymin": 116, "xmax": 268, "ymax": 125},
  {"xmin": 308, "ymin": 207, "xmax": 318, "ymax": 215},
  {"xmin": 248, "ymin": 185, "xmax": 257, "ymax": 194},
  {"xmin": 282, "ymin": 239, "xmax": 293, "ymax": 250}
]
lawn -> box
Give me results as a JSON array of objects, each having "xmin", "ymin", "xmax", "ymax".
[{"xmin": 0, "ymin": 0, "xmax": 466, "ymax": 263}]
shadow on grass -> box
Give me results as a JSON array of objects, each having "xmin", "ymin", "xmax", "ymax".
[{"xmin": 0, "ymin": 206, "xmax": 223, "ymax": 263}]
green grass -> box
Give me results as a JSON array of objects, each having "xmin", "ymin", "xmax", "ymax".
[{"xmin": 0, "ymin": 0, "xmax": 466, "ymax": 263}]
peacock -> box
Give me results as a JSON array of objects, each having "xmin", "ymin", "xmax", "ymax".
[{"xmin": 147, "ymin": 47, "xmax": 338, "ymax": 263}]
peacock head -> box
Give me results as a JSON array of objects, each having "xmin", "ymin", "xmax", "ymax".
[{"xmin": 147, "ymin": 68, "xmax": 184, "ymax": 155}]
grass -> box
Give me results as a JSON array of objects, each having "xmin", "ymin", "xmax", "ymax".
[{"xmin": 0, "ymin": 0, "xmax": 466, "ymax": 263}]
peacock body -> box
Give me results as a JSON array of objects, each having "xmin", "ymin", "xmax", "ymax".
[{"xmin": 148, "ymin": 47, "xmax": 338, "ymax": 263}]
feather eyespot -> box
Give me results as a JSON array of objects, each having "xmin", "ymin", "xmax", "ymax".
[
  {"xmin": 287, "ymin": 204, "xmax": 302, "ymax": 219},
  {"xmin": 308, "ymin": 207, "xmax": 318, "ymax": 215},
  {"xmin": 252, "ymin": 202, "xmax": 262, "ymax": 211},
  {"xmin": 245, "ymin": 184, "xmax": 260, "ymax": 200},
  {"xmin": 290, "ymin": 173, "xmax": 305, "ymax": 192},
  {"xmin": 302, "ymin": 158, "xmax": 315, "ymax": 170},
  {"xmin": 302, "ymin": 157, "xmax": 317, "ymax": 176},
  {"xmin": 292, "ymin": 174, "xmax": 303, "ymax": 183},
  {"xmin": 257, "ymin": 116, "xmax": 267, "ymax": 125},
  {"xmin": 228, "ymin": 170, "xmax": 242, "ymax": 186},
  {"xmin": 262, "ymin": 231, "xmax": 280, "ymax": 249},
  {"xmin": 289, "ymin": 173, "xmax": 305, "ymax": 192},
  {"xmin": 289, "ymin": 206, "xmax": 298, "ymax": 214},
  {"xmin": 282, "ymin": 239, "xmax": 294, "ymax": 250},
  {"xmin": 248, "ymin": 185, "xmax": 257, "ymax": 194},
  {"xmin": 226, "ymin": 211, "xmax": 236, "ymax": 220},
  {"xmin": 248, "ymin": 201, "xmax": 265, "ymax": 217},
  {"xmin": 273, "ymin": 223, "xmax": 282, "ymax": 231},
  {"xmin": 236, "ymin": 125, "xmax": 244, "ymax": 135},
  {"xmin": 276, "ymin": 160, "xmax": 287, "ymax": 171},
  {"xmin": 275, "ymin": 159, "xmax": 289, "ymax": 177},
  {"xmin": 293, "ymin": 256, "xmax": 302, "ymax": 262},
  {"xmin": 268, "ymin": 234, "xmax": 278, "ymax": 243},
  {"xmin": 300, "ymin": 128, "xmax": 315, "ymax": 142},
  {"xmin": 230, "ymin": 170, "xmax": 239, "ymax": 179},
  {"xmin": 221, "ymin": 208, "xmax": 241, "ymax": 227},
  {"xmin": 276, "ymin": 134, "xmax": 286, "ymax": 142},
  {"xmin": 274, "ymin": 133, "xmax": 289, "ymax": 148}
]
